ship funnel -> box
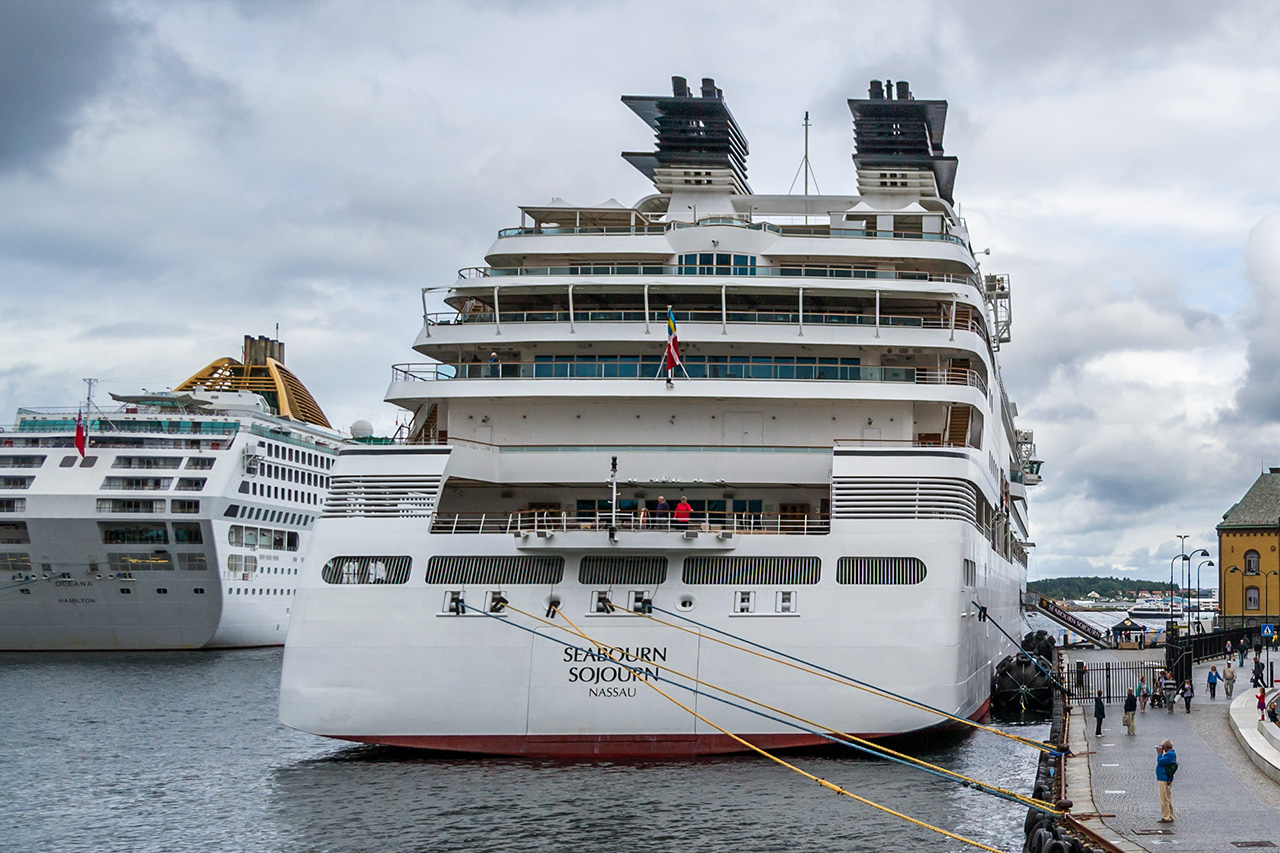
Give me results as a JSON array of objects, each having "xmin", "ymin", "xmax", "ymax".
[
  {"xmin": 869, "ymin": 80, "xmax": 884, "ymax": 99},
  {"xmin": 671, "ymin": 76, "xmax": 690, "ymax": 97},
  {"xmin": 243, "ymin": 335, "xmax": 285, "ymax": 366},
  {"xmin": 896, "ymin": 80, "xmax": 913, "ymax": 100},
  {"xmin": 701, "ymin": 77, "xmax": 722, "ymax": 100}
]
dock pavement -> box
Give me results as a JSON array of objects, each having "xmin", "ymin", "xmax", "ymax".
[{"xmin": 1062, "ymin": 648, "xmax": 1280, "ymax": 852}]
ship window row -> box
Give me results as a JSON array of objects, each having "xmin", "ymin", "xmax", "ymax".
[
  {"xmin": 227, "ymin": 524, "xmax": 300, "ymax": 551},
  {"xmin": 0, "ymin": 476, "xmax": 34, "ymax": 489},
  {"xmin": 228, "ymin": 586, "xmax": 294, "ymax": 595},
  {"xmin": 473, "ymin": 355, "xmax": 866, "ymax": 382},
  {"xmin": 0, "ymin": 498, "xmax": 25, "ymax": 513},
  {"xmin": 676, "ymin": 253, "xmax": 758, "ymax": 276},
  {"xmin": 95, "ymin": 498, "xmax": 200, "ymax": 514},
  {"xmin": 240, "ymin": 480, "xmax": 321, "ymax": 505},
  {"xmin": 14, "ymin": 418, "xmax": 240, "ymax": 435},
  {"xmin": 317, "ymin": 555, "xmax": 929, "ymax": 586},
  {"xmin": 223, "ymin": 503, "xmax": 314, "ymax": 527},
  {"xmin": 60, "ymin": 456, "xmax": 99, "ymax": 468},
  {"xmin": 108, "ymin": 456, "xmax": 213, "ymax": 471},
  {"xmin": 98, "ymin": 521, "xmax": 203, "ymax": 545},
  {"xmin": 108, "ymin": 552, "xmax": 180, "ymax": 571},
  {"xmin": 260, "ymin": 462, "xmax": 326, "ymax": 488},
  {"xmin": 263, "ymin": 442, "xmax": 333, "ymax": 470},
  {"xmin": 226, "ymin": 557, "xmax": 297, "ymax": 579},
  {"xmin": 0, "ymin": 455, "xmax": 46, "ymax": 469}
]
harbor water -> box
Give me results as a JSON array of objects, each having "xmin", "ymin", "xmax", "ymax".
[{"xmin": 0, "ymin": 649, "xmax": 1046, "ymax": 852}]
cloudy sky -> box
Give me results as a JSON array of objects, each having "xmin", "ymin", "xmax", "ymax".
[{"xmin": 3, "ymin": 0, "xmax": 1280, "ymax": 584}]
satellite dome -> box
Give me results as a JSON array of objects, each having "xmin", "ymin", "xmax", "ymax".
[{"xmin": 350, "ymin": 419, "xmax": 374, "ymax": 438}]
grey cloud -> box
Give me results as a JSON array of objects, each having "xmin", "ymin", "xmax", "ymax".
[
  {"xmin": 1229, "ymin": 212, "xmax": 1280, "ymax": 422},
  {"xmin": 0, "ymin": 0, "xmax": 133, "ymax": 172}
]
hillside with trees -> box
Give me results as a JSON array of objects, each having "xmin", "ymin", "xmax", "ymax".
[{"xmin": 1028, "ymin": 577, "xmax": 1180, "ymax": 600}]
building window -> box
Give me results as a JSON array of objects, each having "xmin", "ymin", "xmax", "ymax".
[
  {"xmin": 1246, "ymin": 585, "xmax": 1261, "ymax": 610},
  {"xmin": 1245, "ymin": 550, "xmax": 1261, "ymax": 574}
]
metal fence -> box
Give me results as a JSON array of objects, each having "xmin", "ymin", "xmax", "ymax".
[{"xmin": 1068, "ymin": 659, "xmax": 1165, "ymax": 704}]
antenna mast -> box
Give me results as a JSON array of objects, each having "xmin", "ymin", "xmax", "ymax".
[
  {"xmin": 787, "ymin": 111, "xmax": 822, "ymax": 224},
  {"xmin": 83, "ymin": 378, "xmax": 97, "ymax": 411}
]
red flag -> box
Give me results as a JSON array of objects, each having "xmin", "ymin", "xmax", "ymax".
[{"xmin": 74, "ymin": 410, "xmax": 86, "ymax": 457}]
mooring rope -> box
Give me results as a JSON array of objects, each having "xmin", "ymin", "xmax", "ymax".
[
  {"xmin": 624, "ymin": 601, "xmax": 1057, "ymax": 754},
  {"xmin": 498, "ymin": 601, "xmax": 1059, "ymax": 816},
  {"xmin": 541, "ymin": 603, "xmax": 1008, "ymax": 853}
]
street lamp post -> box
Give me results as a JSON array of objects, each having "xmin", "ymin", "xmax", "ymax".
[
  {"xmin": 1195, "ymin": 559, "xmax": 1213, "ymax": 631},
  {"xmin": 1170, "ymin": 549, "xmax": 1189, "ymax": 631},
  {"xmin": 1265, "ymin": 569, "xmax": 1279, "ymax": 681},
  {"xmin": 1187, "ymin": 548, "xmax": 1210, "ymax": 631}
]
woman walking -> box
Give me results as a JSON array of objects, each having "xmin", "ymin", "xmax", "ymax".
[
  {"xmin": 1207, "ymin": 666, "xmax": 1220, "ymax": 699},
  {"xmin": 1138, "ymin": 676, "xmax": 1150, "ymax": 712},
  {"xmin": 1224, "ymin": 661, "xmax": 1237, "ymax": 699},
  {"xmin": 1181, "ymin": 679, "xmax": 1194, "ymax": 713}
]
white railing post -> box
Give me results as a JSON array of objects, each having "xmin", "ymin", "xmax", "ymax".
[
  {"xmin": 493, "ymin": 285, "xmax": 501, "ymax": 336},
  {"xmin": 568, "ymin": 284, "xmax": 575, "ymax": 334}
]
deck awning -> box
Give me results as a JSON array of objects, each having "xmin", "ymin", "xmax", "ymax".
[{"xmin": 519, "ymin": 199, "xmax": 652, "ymax": 228}]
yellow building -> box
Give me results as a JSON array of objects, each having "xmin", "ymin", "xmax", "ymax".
[{"xmin": 1217, "ymin": 470, "xmax": 1280, "ymax": 630}]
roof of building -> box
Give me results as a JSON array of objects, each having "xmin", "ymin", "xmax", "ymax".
[{"xmin": 1218, "ymin": 471, "xmax": 1280, "ymax": 529}]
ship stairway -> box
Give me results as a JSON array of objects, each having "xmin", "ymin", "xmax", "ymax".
[
  {"xmin": 945, "ymin": 403, "xmax": 970, "ymax": 447},
  {"xmin": 1022, "ymin": 593, "xmax": 1113, "ymax": 648}
]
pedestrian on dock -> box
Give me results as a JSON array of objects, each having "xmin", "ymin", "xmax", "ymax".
[
  {"xmin": 1162, "ymin": 674, "xmax": 1178, "ymax": 714},
  {"xmin": 1094, "ymin": 689, "xmax": 1106, "ymax": 736},
  {"xmin": 1224, "ymin": 661, "xmax": 1237, "ymax": 699},
  {"xmin": 1252, "ymin": 658, "xmax": 1265, "ymax": 688},
  {"xmin": 1226, "ymin": 639, "xmax": 1234, "ymax": 661},
  {"xmin": 1207, "ymin": 665, "xmax": 1220, "ymax": 699},
  {"xmin": 1123, "ymin": 688, "xmax": 1137, "ymax": 735},
  {"xmin": 1180, "ymin": 679, "xmax": 1194, "ymax": 713},
  {"xmin": 1155, "ymin": 740, "xmax": 1177, "ymax": 823},
  {"xmin": 1138, "ymin": 676, "xmax": 1150, "ymax": 712},
  {"xmin": 1240, "ymin": 642, "xmax": 1250, "ymax": 667},
  {"xmin": 1259, "ymin": 687, "xmax": 1268, "ymax": 721}
]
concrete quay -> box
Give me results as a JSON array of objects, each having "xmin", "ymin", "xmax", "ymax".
[{"xmin": 1061, "ymin": 649, "xmax": 1280, "ymax": 852}]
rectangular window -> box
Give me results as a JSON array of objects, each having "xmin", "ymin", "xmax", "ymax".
[
  {"xmin": 98, "ymin": 522, "xmax": 168, "ymax": 545},
  {"xmin": 185, "ymin": 457, "xmax": 216, "ymax": 470},
  {"xmin": 108, "ymin": 552, "xmax": 173, "ymax": 571},
  {"xmin": 0, "ymin": 477, "xmax": 34, "ymax": 490},
  {"xmin": 0, "ymin": 498, "xmax": 26, "ymax": 513},
  {"xmin": 1246, "ymin": 586, "xmax": 1261, "ymax": 610},
  {"xmin": 177, "ymin": 553, "xmax": 207, "ymax": 571},
  {"xmin": 96, "ymin": 499, "xmax": 163, "ymax": 514},
  {"xmin": 0, "ymin": 455, "xmax": 46, "ymax": 469},
  {"xmin": 321, "ymin": 555, "xmax": 412, "ymax": 584},
  {"xmin": 172, "ymin": 500, "xmax": 200, "ymax": 514},
  {"xmin": 0, "ymin": 553, "xmax": 32, "ymax": 571},
  {"xmin": 228, "ymin": 525, "xmax": 243, "ymax": 546},
  {"xmin": 173, "ymin": 522, "xmax": 203, "ymax": 544},
  {"xmin": 1, "ymin": 521, "xmax": 31, "ymax": 544},
  {"xmin": 112, "ymin": 456, "xmax": 182, "ymax": 469},
  {"xmin": 176, "ymin": 478, "xmax": 206, "ymax": 491},
  {"xmin": 100, "ymin": 477, "xmax": 172, "ymax": 491}
]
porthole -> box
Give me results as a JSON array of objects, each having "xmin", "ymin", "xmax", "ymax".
[
  {"xmin": 677, "ymin": 595, "xmax": 696, "ymax": 611},
  {"xmin": 157, "ymin": 588, "xmax": 168, "ymax": 594},
  {"xmin": 120, "ymin": 588, "xmax": 132, "ymax": 595},
  {"xmin": 194, "ymin": 588, "xmax": 205, "ymax": 594}
]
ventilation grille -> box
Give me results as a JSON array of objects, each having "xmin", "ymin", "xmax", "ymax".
[
  {"xmin": 321, "ymin": 556, "xmax": 412, "ymax": 585},
  {"xmin": 682, "ymin": 556, "xmax": 821, "ymax": 585},
  {"xmin": 323, "ymin": 474, "xmax": 442, "ymax": 518},
  {"xmin": 837, "ymin": 557, "xmax": 927, "ymax": 585},
  {"xmin": 424, "ymin": 555, "xmax": 564, "ymax": 585},
  {"xmin": 831, "ymin": 477, "xmax": 977, "ymax": 524},
  {"xmin": 578, "ymin": 556, "xmax": 667, "ymax": 585}
]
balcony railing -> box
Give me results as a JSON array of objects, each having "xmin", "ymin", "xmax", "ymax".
[
  {"xmin": 459, "ymin": 264, "xmax": 975, "ymax": 283},
  {"xmin": 430, "ymin": 510, "xmax": 830, "ymax": 536},
  {"xmin": 390, "ymin": 360, "xmax": 987, "ymax": 396},
  {"xmin": 424, "ymin": 308, "xmax": 986, "ymax": 339},
  {"xmin": 494, "ymin": 220, "xmax": 967, "ymax": 245}
]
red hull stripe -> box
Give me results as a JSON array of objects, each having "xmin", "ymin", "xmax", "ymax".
[{"xmin": 331, "ymin": 697, "xmax": 993, "ymax": 758}]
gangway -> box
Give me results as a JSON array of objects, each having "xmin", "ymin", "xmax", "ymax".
[{"xmin": 1022, "ymin": 593, "xmax": 1114, "ymax": 649}]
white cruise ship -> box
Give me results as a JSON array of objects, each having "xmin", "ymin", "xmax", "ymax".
[
  {"xmin": 280, "ymin": 78, "xmax": 1042, "ymax": 756},
  {"xmin": 0, "ymin": 336, "xmax": 343, "ymax": 650}
]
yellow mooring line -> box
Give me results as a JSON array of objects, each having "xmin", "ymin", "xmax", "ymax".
[
  {"xmin": 504, "ymin": 602, "xmax": 1059, "ymax": 817},
  {"xmin": 532, "ymin": 604, "xmax": 1011, "ymax": 853},
  {"xmin": 607, "ymin": 600, "xmax": 1057, "ymax": 754}
]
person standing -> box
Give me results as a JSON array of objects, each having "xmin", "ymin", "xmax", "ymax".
[
  {"xmin": 1181, "ymin": 679, "xmax": 1194, "ymax": 713},
  {"xmin": 1253, "ymin": 658, "xmax": 1265, "ymax": 689},
  {"xmin": 1207, "ymin": 665, "xmax": 1220, "ymax": 699},
  {"xmin": 1123, "ymin": 688, "xmax": 1137, "ymax": 735},
  {"xmin": 1259, "ymin": 687, "xmax": 1269, "ymax": 722},
  {"xmin": 1094, "ymin": 689, "xmax": 1106, "ymax": 736},
  {"xmin": 1224, "ymin": 661, "xmax": 1237, "ymax": 699},
  {"xmin": 1162, "ymin": 673, "xmax": 1178, "ymax": 714},
  {"xmin": 1156, "ymin": 740, "xmax": 1177, "ymax": 823},
  {"xmin": 654, "ymin": 495, "xmax": 670, "ymax": 530},
  {"xmin": 674, "ymin": 495, "xmax": 693, "ymax": 530},
  {"xmin": 1226, "ymin": 639, "xmax": 1234, "ymax": 662},
  {"xmin": 1138, "ymin": 676, "xmax": 1150, "ymax": 713},
  {"xmin": 1240, "ymin": 641, "xmax": 1249, "ymax": 668}
]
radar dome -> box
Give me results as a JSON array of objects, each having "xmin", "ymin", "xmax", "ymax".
[{"xmin": 350, "ymin": 419, "xmax": 374, "ymax": 438}]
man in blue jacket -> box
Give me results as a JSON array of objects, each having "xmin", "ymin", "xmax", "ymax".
[{"xmin": 1156, "ymin": 739, "xmax": 1177, "ymax": 822}]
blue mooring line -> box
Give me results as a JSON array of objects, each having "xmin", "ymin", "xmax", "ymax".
[{"xmin": 460, "ymin": 602, "xmax": 1054, "ymax": 813}]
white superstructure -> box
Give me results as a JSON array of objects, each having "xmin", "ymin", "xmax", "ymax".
[
  {"xmin": 0, "ymin": 336, "xmax": 343, "ymax": 650},
  {"xmin": 280, "ymin": 77, "xmax": 1042, "ymax": 756}
]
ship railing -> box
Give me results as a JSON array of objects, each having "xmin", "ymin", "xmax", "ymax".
[
  {"xmin": 832, "ymin": 437, "xmax": 976, "ymax": 449},
  {"xmin": 458, "ymin": 264, "xmax": 977, "ymax": 285},
  {"xmin": 493, "ymin": 222, "xmax": 967, "ymax": 245},
  {"xmin": 422, "ymin": 309, "xmax": 986, "ymax": 339},
  {"xmin": 429, "ymin": 510, "xmax": 831, "ymax": 536},
  {"xmin": 390, "ymin": 361, "xmax": 987, "ymax": 396},
  {"xmin": 4, "ymin": 418, "xmax": 241, "ymax": 436}
]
